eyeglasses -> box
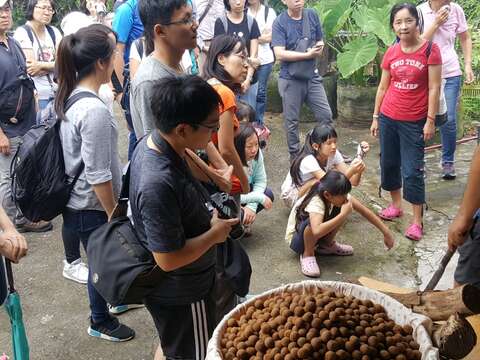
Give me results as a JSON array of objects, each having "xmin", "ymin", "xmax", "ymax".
[
  {"xmin": 198, "ymin": 123, "xmax": 220, "ymax": 132},
  {"xmin": 35, "ymin": 5, "xmax": 55, "ymax": 13},
  {"xmin": 163, "ymin": 17, "xmax": 196, "ymax": 26}
]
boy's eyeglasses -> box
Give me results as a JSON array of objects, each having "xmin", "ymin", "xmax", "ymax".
[
  {"xmin": 198, "ymin": 123, "xmax": 220, "ymax": 132},
  {"xmin": 163, "ymin": 17, "xmax": 196, "ymax": 26}
]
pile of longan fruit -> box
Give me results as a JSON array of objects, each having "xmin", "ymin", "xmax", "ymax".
[{"xmin": 220, "ymin": 289, "xmax": 422, "ymax": 360}]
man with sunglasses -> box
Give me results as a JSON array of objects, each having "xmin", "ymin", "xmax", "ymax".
[{"xmin": 0, "ymin": 0, "xmax": 49, "ymax": 233}]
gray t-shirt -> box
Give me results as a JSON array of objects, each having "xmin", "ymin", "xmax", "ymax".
[
  {"xmin": 130, "ymin": 56, "xmax": 180, "ymax": 137},
  {"xmin": 60, "ymin": 87, "xmax": 122, "ymax": 211}
]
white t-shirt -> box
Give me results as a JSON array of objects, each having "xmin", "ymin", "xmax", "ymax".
[
  {"xmin": 285, "ymin": 194, "xmax": 325, "ymax": 244},
  {"xmin": 247, "ymin": 5, "xmax": 276, "ymax": 65},
  {"xmin": 281, "ymin": 150, "xmax": 344, "ymax": 207},
  {"xmin": 129, "ymin": 40, "xmax": 193, "ymax": 75},
  {"xmin": 14, "ymin": 25, "xmax": 62, "ymax": 100}
]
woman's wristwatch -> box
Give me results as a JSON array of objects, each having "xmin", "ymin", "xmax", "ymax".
[{"xmin": 372, "ymin": 114, "xmax": 379, "ymax": 119}]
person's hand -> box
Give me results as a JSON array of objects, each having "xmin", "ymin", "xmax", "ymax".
[
  {"xmin": 340, "ymin": 197, "xmax": 353, "ymax": 216},
  {"xmin": 349, "ymin": 158, "xmax": 365, "ymax": 175},
  {"xmin": 360, "ymin": 141, "xmax": 370, "ymax": 155},
  {"xmin": 448, "ymin": 214, "xmax": 473, "ymax": 251},
  {"xmin": 424, "ymin": 119, "xmax": 435, "ymax": 141},
  {"xmin": 0, "ymin": 230, "xmax": 27, "ymax": 263},
  {"xmin": 26, "ymin": 60, "xmax": 47, "ymax": 77},
  {"xmin": 210, "ymin": 209, "xmax": 239, "ymax": 243},
  {"xmin": 370, "ymin": 118, "xmax": 379, "ymax": 138},
  {"xmin": 262, "ymin": 196, "xmax": 273, "ymax": 210},
  {"xmin": 435, "ymin": 7, "xmax": 449, "ymax": 27},
  {"xmin": 212, "ymin": 165, "xmax": 233, "ymax": 193},
  {"xmin": 307, "ymin": 43, "xmax": 323, "ymax": 59},
  {"xmin": 242, "ymin": 206, "xmax": 256, "ymax": 225},
  {"xmin": 247, "ymin": 58, "xmax": 260, "ymax": 70},
  {"xmin": 0, "ymin": 133, "xmax": 10, "ymax": 155},
  {"xmin": 241, "ymin": 78, "xmax": 251, "ymax": 94},
  {"xmin": 383, "ymin": 230, "xmax": 395, "ymax": 250},
  {"xmin": 464, "ymin": 64, "xmax": 475, "ymax": 84}
]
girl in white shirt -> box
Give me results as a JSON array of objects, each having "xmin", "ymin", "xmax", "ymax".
[{"xmin": 282, "ymin": 124, "xmax": 395, "ymax": 253}]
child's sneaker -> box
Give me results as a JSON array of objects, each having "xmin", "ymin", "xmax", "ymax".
[
  {"xmin": 442, "ymin": 163, "xmax": 456, "ymax": 180},
  {"xmin": 88, "ymin": 316, "xmax": 135, "ymax": 342},
  {"xmin": 379, "ymin": 204, "xmax": 403, "ymax": 221}
]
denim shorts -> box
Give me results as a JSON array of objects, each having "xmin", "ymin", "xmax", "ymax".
[{"xmin": 379, "ymin": 113, "xmax": 426, "ymax": 205}]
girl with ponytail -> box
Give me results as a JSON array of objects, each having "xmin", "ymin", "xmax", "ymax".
[
  {"xmin": 55, "ymin": 24, "xmax": 135, "ymax": 342},
  {"xmin": 285, "ymin": 171, "xmax": 354, "ymax": 277}
]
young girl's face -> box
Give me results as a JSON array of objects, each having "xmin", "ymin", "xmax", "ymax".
[
  {"xmin": 315, "ymin": 137, "xmax": 337, "ymax": 159},
  {"xmin": 325, "ymin": 192, "xmax": 349, "ymax": 207},
  {"xmin": 245, "ymin": 133, "xmax": 259, "ymax": 161}
]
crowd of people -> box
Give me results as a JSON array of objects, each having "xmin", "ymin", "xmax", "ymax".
[{"xmin": 0, "ymin": 0, "xmax": 478, "ymax": 358}]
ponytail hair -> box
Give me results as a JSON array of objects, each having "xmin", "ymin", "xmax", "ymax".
[
  {"xmin": 295, "ymin": 170, "xmax": 351, "ymax": 233},
  {"xmin": 55, "ymin": 23, "xmax": 117, "ymax": 119},
  {"xmin": 290, "ymin": 124, "xmax": 338, "ymax": 187}
]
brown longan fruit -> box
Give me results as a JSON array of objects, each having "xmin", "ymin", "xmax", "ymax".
[
  {"xmin": 311, "ymin": 337, "xmax": 322, "ymax": 350},
  {"xmin": 296, "ymin": 336, "xmax": 306, "ymax": 347},
  {"xmin": 325, "ymin": 350, "xmax": 337, "ymax": 360},
  {"xmin": 290, "ymin": 347, "xmax": 299, "ymax": 358},
  {"xmin": 329, "ymin": 311, "xmax": 338, "ymax": 321},
  {"xmin": 409, "ymin": 342, "xmax": 420, "ymax": 350},
  {"xmin": 284, "ymin": 354, "xmax": 294, "ymax": 360},
  {"xmin": 265, "ymin": 337, "xmax": 274, "ymax": 349},
  {"xmin": 330, "ymin": 327, "xmax": 339, "ymax": 338},
  {"xmin": 246, "ymin": 335, "xmax": 258, "ymax": 347},
  {"xmin": 411, "ymin": 350, "xmax": 421, "ymax": 360},
  {"xmin": 227, "ymin": 318, "xmax": 237, "ymax": 327},
  {"xmin": 395, "ymin": 355, "xmax": 407, "ymax": 360},
  {"xmin": 305, "ymin": 301, "xmax": 316, "ymax": 313},
  {"xmin": 327, "ymin": 339, "xmax": 340, "ymax": 352},
  {"xmin": 379, "ymin": 349, "xmax": 391, "ymax": 359},
  {"xmin": 388, "ymin": 346, "xmax": 399, "ymax": 356},
  {"xmin": 236, "ymin": 348, "xmax": 248, "ymax": 360},
  {"xmin": 324, "ymin": 319, "xmax": 333, "ymax": 329},
  {"xmin": 255, "ymin": 339, "xmax": 266, "ymax": 352},
  {"xmin": 302, "ymin": 312, "xmax": 313, "ymax": 323},
  {"xmin": 355, "ymin": 326, "xmax": 364, "ymax": 336},
  {"xmin": 392, "ymin": 325, "xmax": 403, "ymax": 334},
  {"xmin": 360, "ymin": 344, "xmax": 370, "ymax": 355},
  {"xmin": 294, "ymin": 306, "xmax": 305, "ymax": 317},
  {"xmin": 345, "ymin": 340, "xmax": 356, "ymax": 352},
  {"xmin": 298, "ymin": 328, "xmax": 307, "ymax": 337},
  {"xmin": 289, "ymin": 331, "xmax": 298, "ymax": 342},
  {"xmin": 368, "ymin": 336, "xmax": 378, "ymax": 347},
  {"xmin": 402, "ymin": 325, "xmax": 413, "ymax": 335},
  {"xmin": 320, "ymin": 331, "xmax": 332, "ymax": 343},
  {"xmin": 336, "ymin": 349, "xmax": 349, "ymax": 360},
  {"xmin": 261, "ymin": 323, "xmax": 272, "ymax": 335},
  {"xmin": 318, "ymin": 310, "xmax": 328, "ymax": 322},
  {"xmin": 351, "ymin": 349, "xmax": 362, "ymax": 360}
]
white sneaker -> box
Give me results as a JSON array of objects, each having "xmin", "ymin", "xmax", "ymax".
[{"xmin": 62, "ymin": 259, "xmax": 89, "ymax": 284}]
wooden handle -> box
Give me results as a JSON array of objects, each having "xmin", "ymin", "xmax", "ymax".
[{"xmin": 424, "ymin": 249, "xmax": 455, "ymax": 291}]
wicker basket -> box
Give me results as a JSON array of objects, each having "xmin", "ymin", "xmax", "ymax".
[{"xmin": 206, "ymin": 281, "xmax": 439, "ymax": 360}]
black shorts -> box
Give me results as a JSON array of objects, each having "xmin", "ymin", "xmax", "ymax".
[
  {"xmin": 144, "ymin": 291, "xmax": 216, "ymax": 360},
  {"xmin": 454, "ymin": 218, "xmax": 480, "ymax": 289},
  {"xmin": 290, "ymin": 207, "xmax": 341, "ymax": 255}
]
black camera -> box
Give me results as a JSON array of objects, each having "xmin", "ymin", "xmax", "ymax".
[{"xmin": 209, "ymin": 192, "xmax": 244, "ymax": 240}]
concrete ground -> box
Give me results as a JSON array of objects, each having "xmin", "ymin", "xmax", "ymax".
[{"xmin": 0, "ymin": 108, "xmax": 477, "ymax": 359}]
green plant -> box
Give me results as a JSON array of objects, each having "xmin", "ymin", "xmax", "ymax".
[{"xmin": 314, "ymin": 0, "xmax": 397, "ymax": 86}]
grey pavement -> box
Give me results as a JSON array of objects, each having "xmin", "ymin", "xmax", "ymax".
[{"xmin": 0, "ymin": 108, "xmax": 476, "ymax": 359}]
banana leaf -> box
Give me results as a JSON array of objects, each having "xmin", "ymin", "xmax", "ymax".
[{"xmin": 337, "ymin": 34, "xmax": 378, "ymax": 79}]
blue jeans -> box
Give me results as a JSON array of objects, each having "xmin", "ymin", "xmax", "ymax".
[
  {"xmin": 38, "ymin": 99, "xmax": 50, "ymax": 111},
  {"xmin": 440, "ymin": 75, "xmax": 462, "ymax": 165},
  {"xmin": 238, "ymin": 81, "xmax": 259, "ymax": 109},
  {"xmin": 62, "ymin": 209, "xmax": 109, "ymax": 323},
  {"xmin": 379, "ymin": 113, "xmax": 426, "ymax": 205},
  {"xmin": 255, "ymin": 63, "xmax": 274, "ymax": 125}
]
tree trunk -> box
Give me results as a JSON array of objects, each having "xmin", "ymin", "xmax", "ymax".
[{"xmin": 383, "ymin": 284, "xmax": 480, "ymax": 321}]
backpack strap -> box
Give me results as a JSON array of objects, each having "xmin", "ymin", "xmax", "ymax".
[
  {"xmin": 302, "ymin": 9, "xmax": 311, "ymax": 39},
  {"xmin": 247, "ymin": 14, "xmax": 253, "ymax": 35},
  {"xmin": 264, "ymin": 5, "xmax": 269, "ymax": 23},
  {"xmin": 134, "ymin": 38, "xmax": 144, "ymax": 60},
  {"xmin": 198, "ymin": 0, "xmax": 214, "ymax": 25},
  {"xmin": 220, "ymin": 13, "xmax": 228, "ymax": 33},
  {"xmin": 63, "ymin": 91, "xmax": 101, "ymax": 185},
  {"xmin": 46, "ymin": 25, "xmax": 56, "ymax": 47},
  {"xmin": 22, "ymin": 24, "xmax": 56, "ymax": 48},
  {"xmin": 426, "ymin": 40, "xmax": 433, "ymax": 58}
]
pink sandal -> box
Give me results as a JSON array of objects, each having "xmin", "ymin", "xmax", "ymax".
[
  {"xmin": 379, "ymin": 204, "xmax": 403, "ymax": 221},
  {"xmin": 300, "ymin": 255, "xmax": 321, "ymax": 277},
  {"xmin": 316, "ymin": 242, "xmax": 353, "ymax": 256},
  {"xmin": 405, "ymin": 223, "xmax": 423, "ymax": 241}
]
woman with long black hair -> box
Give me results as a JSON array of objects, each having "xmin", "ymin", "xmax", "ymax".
[{"xmin": 55, "ymin": 23, "xmax": 135, "ymax": 342}]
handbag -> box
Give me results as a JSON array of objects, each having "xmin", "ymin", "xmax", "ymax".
[
  {"xmin": 87, "ymin": 164, "xmax": 163, "ymax": 306},
  {"xmin": 287, "ymin": 9, "xmax": 316, "ymax": 81}
]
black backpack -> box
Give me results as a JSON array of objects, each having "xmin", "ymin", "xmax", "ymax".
[{"xmin": 10, "ymin": 92, "xmax": 97, "ymax": 222}]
